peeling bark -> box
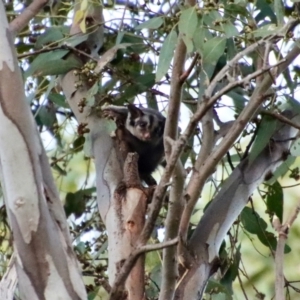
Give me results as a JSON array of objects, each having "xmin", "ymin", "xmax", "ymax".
[{"xmin": 0, "ymin": 4, "xmax": 86, "ymax": 299}]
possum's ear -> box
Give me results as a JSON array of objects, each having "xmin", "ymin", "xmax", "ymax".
[{"xmin": 127, "ymin": 104, "xmax": 144, "ymax": 119}]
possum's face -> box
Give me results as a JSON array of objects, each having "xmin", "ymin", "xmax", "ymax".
[{"xmin": 126, "ymin": 104, "xmax": 165, "ymax": 143}]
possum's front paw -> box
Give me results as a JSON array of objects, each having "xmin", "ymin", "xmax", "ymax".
[{"xmin": 102, "ymin": 108, "xmax": 118, "ymax": 120}]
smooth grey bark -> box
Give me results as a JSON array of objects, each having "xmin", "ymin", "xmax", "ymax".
[
  {"xmin": 61, "ymin": 4, "xmax": 149, "ymax": 297},
  {"xmin": 0, "ymin": 3, "xmax": 87, "ymax": 299},
  {"xmin": 175, "ymin": 111, "xmax": 299, "ymax": 299}
]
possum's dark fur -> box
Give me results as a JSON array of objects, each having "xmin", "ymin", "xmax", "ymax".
[{"xmin": 103, "ymin": 104, "xmax": 165, "ymax": 185}]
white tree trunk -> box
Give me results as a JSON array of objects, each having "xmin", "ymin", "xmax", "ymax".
[{"xmin": 0, "ymin": 4, "xmax": 87, "ymax": 299}]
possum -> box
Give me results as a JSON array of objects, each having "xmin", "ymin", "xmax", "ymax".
[{"xmin": 102, "ymin": 104, "xmax": 165, "ymax": 185}]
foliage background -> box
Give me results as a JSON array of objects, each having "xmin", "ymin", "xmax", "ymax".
[{"xmin": 2, "ymin": 0, "xmax": 300, "ymax": 299}]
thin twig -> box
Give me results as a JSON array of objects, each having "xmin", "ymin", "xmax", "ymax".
[
  {"xmin": 179, "ymin": 53, "xmax": 199, "ymax": 83},
  {"xmin": 207, "ymin": 59, "xmax": 286, "ymax": 108},
  {"xmin": 18, "ymin": 44, "xmax": 97, "ymax": 61},
  {"xmin": 262, "ymin": 110, "xmax": 300, "ymax": 131}
]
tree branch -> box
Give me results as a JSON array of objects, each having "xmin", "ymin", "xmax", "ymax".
[
  {"xmin": 274, "ymin": 198, "xmax": 300, "ymax": 300},
  {"xmin": 109, "ymin": 238, "xmax": 179, "ymax": 299},
  {"xmin": 9, "ymin": 0, "xmax": 50, "ymax": 34},
  {"xmin": 179, "ymin": 53, "xmax": 199, "ymax": 83},
  {"xmin": 179, "ymin": 58, "xmax": 288, "ymax": 239},
  {"xmin": 160, "ymin": 3, "xmax": 191, "ymax": 296}
]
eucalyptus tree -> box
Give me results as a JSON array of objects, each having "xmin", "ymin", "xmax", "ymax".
[{"xmin": 1, "ymin": 0, "xmax": 300, "ymax": 299}]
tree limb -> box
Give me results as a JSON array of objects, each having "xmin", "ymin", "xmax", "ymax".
[
  {"xmin": 9, "ymin": 0, "xmax": 49, "ymax": 34},
  {"xmin": 109, "ymin": 238, "xmax": 179, "ymax": 299}
]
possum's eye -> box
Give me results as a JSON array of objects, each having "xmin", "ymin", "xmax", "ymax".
[{"xmin": 138, "ymin": 121, "xmax": 147, "ymax": 128}]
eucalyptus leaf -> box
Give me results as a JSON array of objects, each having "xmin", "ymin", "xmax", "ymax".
[
  {"xmin": 48, "ymin": 93, "xmax": 69, "ymax": 108},
  {"xmin": 94, "ymin": 43, "xmax": 133, "ymax": 73},
  {"xmin": 256, "ymin": 0, "xmax": 277, "ymax": 23},
  {"xmin": 36, "ymin": 105, "xmax": 57, "ymax": 128},
  {"xmin": 222, "ymin": 21, "xmax": 239, "ymax": 38},
  {"xmin": 241, "ymin": 207, "xmax": 267, "ymax": 234},
  {"xmin": 35, "ymin": 27, "xmax": 65, "ymax": 49},
  {"xmin": 65, "ymin": 187, "xmax": 96, "ymax": 218},
  {"xmin": 225, "ymin": 3, "xmax": 249, "ymax": 16},
  {"xmin": 156, "ymin": 30, "xmax": 177, "ymax": 82},
  {"xmin": 274, "ymin": 0, "xmax": 284, "ymax": 25},
  {"xmin": 252, "ymin": 24, "xmax": 279, "ymax": 38},
  {"xmin": 266, "ymin": 181, "xmax": 283, "ymax": 222},
  {"xmin": 25, "ymin": 51, "xmax": 82, "ymax": 77},
  {"xmin": 136, "ymin": 17, "xmax": 164, "ymax": 30},
  {"xmin": 268, "ymin": 155, "xmax": 296, "ymax": 184},
  {"xmin": 193, "ymin": 25, "xmax": 206, "ymax": 53},
  {"xmin": 202, "ymin": 37, "xmax": 226, "ymax": 65},
  {"xmin": 248, "ymin": 115, "xmax": 278, "ymax": 163},
  {"xmin": 206, "ymin": 278, "xmax": 232, "ymax": 298},
  {"xmin": 179, "ymin": 6, "xmax": 198, "ymax": 38}
]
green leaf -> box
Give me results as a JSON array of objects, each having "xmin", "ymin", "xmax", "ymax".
[
  {"xmin": 252, "ymin": 24, "xmax": 279, "ymax": 38},
  {"xmin": 266, "ymin": 181, "xmax": 283, "ymax": 222},
  {"xmin": 227, "ymin": 89, "xmax": 247, "ymax": 111},
  {"xmin": 38, "ymin": 57, "xmax": 81, "ymax": 76},
  {"xmin": 74, "ymin": 241, "xmax": 86, "ymax": 255},
  {"xmin": 203, "ymin": 10, "xmax": 222, "ymax": 28},
  {"xmin": 116, "ymin": 32, "xmax": 146, "ymax": 54},
  {"xmin": 25, "ymin": 51, "xmax": 82, "ymax": 77},
  {"xmin": 179, "ymin": 6, "xmax": 198, "ymax": 39},
  {"xmin": 52, "ymin": 163, "xmax": 67, "ymax": 176},
  {"xmin": 274, "ymin": 0, "xmax": 284, "ymax": 25},
  {"xmin": 36, "ymin": 105, "xmax": 57, "ymax": 128},
  {"xmin": 64, "ymin": 34, "xmax": 89, "ymax": 48},
  {"xmin": 222, "ymin": 21, "xmax": 239, "ymax": 38},
  {"xmin": 241, "ymin": 207, "xmax": 286, "ymax": 251},
  {"xmin": 225, "ymin": 3, "xmax": 249, "ymax": 17},
  {"xmin": 284, "ymin": 244, "xmax": 291, "ymax": 253},
  {"xmin": 248, "ymin": 115, "xmax": 278, "ymax": 163},
  {"xmin": 202, "ymin": 37, "xmax": 226, "ymax": 65},
  {"xmin": 65, "ymin": 192, "xmax": 86, "ymax": 218},
  {"xmin": 88, "ymin": 287, "xmax": 100, "ymax": 300},
  {"xmin": 147, "ymin": 264, "xmax": 162, "ymax": 297},
  {"xmin": 25, "ymin": 50, "xmax": 68, "ymax": 77},
  {"xmin": 193, "ymin": 24, "xmax": 207, "ymax": 53},
  {"xmin": 64, "ymin": 187, "xmax": 96, "ymax": 218},
  {"xmin": 48, "ymin": 93, "xmax": 69, "ymax": 108},
  {"xmin": 94, "ymin": 43, "xmax": 133, "ymax": 73},
  {"xmin": 256, "ymin": 0, "xmax": 277, "ymax": 23},
  {"xmin": 221, "ymin": 245, "xmax": 241, "ymax": 294},
  {"xmin": 226, "ymin": 38, "xmax": 237, "ymax": 60},
  {"xmin": 257, "ymin": 230, "xmax": 277, "ymax": 250},
  {"xmin": 268, "ymin": 155, "xmax": 296, "ymax": 184},
  {"xmin": 136, "ymin": 17, "xmax": 164, "ymax": 30},
  {"xmin": 205, "ymin": 278, "xmax": 232, "ymax": 298},
  {"xmin": 182, "ymin": 35, "xmax": 194, "ymax": 53},
  {"xmin": 119, "ymin": 73, "xmax": 155, "ymax": 102},
  {"xmin": 241, "ymin": 207, "xmax": 267, "ymax": 234},
  {"xmin": 156, "ymin": 30, "xmax": 177, "ymax": 82},
  {"xmin": 35, "ymin": 27, "xmax": 65, "ymax": 49},
  {"xmin": 72, "ymin": 136, "xmax": 85, "ymax": 153}
]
